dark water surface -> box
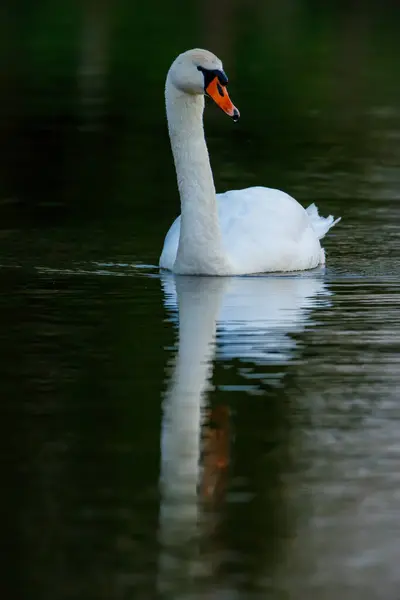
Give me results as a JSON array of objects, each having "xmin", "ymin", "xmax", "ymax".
[{"xmin": 2, "ymin": 2, "xmax": 400, "ymax": 599}]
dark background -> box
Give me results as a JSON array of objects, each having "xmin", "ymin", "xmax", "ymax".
[
  {"xmin": 1, "ymin": 0, "xmax": 400, "ymax": 225},
  {"xmin": 1, "ymin": 2, "xmax": 400, "ymax": 599}
]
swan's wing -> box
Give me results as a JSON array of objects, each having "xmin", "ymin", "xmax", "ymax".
[
  {"xmin": 218, "ymin": 187, "xmax": 308, "ymax": 237},
  {"xmin": 217, "ymin": 187, "xmax": 323, "ymax": 273}
]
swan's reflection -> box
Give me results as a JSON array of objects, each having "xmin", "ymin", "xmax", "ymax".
[
  {"xmin": 158, "ymin": 271, "xmax": 327, "ymax": 595},
  {"xmin": 163, "ymin": 271, "xmax": 329, "ymax": 364}
]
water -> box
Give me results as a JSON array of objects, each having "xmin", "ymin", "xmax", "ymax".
[{"xmin": 2, "ymin": 2, "xmax": 400, "ymax": 599}]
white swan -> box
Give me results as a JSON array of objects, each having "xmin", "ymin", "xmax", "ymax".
[{"xmin": 159, "ymin": 48, "xmax": 341, "ymax": 276}]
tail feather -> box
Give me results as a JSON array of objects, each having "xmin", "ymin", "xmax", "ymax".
[{"xmin": 306, "ymin": 203, "xmax": 341, "ymax": 240}]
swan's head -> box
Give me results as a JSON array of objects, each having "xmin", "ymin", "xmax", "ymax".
[{"xmin": 168, "ymin": 48, "xmax": 240, "ymax": 121}]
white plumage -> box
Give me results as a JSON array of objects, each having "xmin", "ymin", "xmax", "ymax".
[{"xmin": 161, "ymin": 187, "xmax": 340, "ymax": 274}]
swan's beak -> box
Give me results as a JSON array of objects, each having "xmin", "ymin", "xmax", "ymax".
[{"xmin": 206, "ymin": 77, "xmax": 240, "ymax": 122}]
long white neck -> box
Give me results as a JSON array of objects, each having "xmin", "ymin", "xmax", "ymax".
[{"xmin": 165, "ymin": 75, "xmax": 231, "ymax": 275}]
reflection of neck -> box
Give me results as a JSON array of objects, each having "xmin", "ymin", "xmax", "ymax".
[
  {"xmin": 160, "ymin": 277, "xmax": 226, "ymax": 510},
  {"xmin": 165, "ymin": 75, "xmax": 231, "ymax": 274},
  {"xmin": 158, "ymin": 276, "xmax": 227, "ymax": 592}
]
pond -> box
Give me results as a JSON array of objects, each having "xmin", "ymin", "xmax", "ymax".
[{"xmin": 1, "ymin": 2, "xmax": 400, "ymax": 599}]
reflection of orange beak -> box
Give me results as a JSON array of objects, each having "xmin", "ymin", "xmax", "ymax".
[{"xmin": 206, "ymin": 76, "xmax": 240, "ymax": 121}]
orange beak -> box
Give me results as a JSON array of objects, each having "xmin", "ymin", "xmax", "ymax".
[{"xmin": 206, "ymin": 77, "xmax": 240, "ymax": 121}]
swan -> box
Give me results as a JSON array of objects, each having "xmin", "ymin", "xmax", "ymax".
[{"xmin": 159, "ymin": 48, "xmax": 341, "ymax": 276}]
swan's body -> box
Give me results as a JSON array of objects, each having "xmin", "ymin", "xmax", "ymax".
[
  {"xmin": 161, "ymin": 188, "xmax": 339, "ymax": 274},
  {"xmin": 160, "ymin": 49, "xmax": 340, "ymax": 276}
]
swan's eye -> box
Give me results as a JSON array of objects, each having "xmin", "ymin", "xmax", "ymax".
[
  {"xmin": 215, "ymin": 69, "xmax": 229, "ymax": 86},
  {"xmin": 197, "ymin": 66, "xmax": 229, "ymax": 90}
]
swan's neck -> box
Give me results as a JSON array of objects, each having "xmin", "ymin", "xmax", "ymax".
[{"xmin": 165, "ymin": 76, "xmax": 231, "ymax": 275}]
